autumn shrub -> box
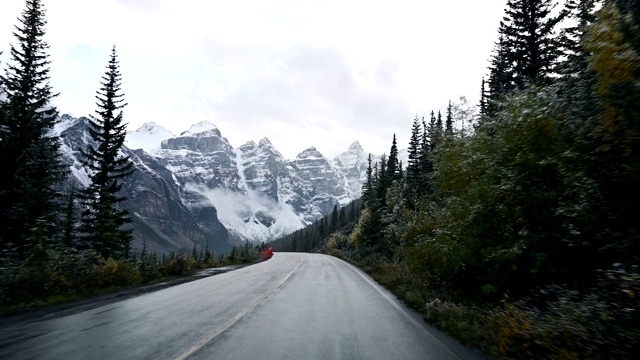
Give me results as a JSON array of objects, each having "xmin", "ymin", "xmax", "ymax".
[{"xmin": 92, "ymin": 257, "xmax": 141, "ymax": 288}]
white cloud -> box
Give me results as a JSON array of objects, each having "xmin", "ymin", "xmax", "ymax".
[{"xmin": 0, "ymin": 0, "xmax": 507, "ymax": 159}]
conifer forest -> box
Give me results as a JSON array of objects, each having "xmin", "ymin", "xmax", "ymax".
[{"xmin": 272, "ymin": 0, "xmax": 640, "ymax": 358}]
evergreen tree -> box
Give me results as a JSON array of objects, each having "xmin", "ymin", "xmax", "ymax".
[
  {"xmin": 487, "ymin": 0, "xmax": 565, "ymax": 106},
  {"xmin": 79, "ymin": 46, "xmax": 134, "ymax": 259},
  {"xmin": 479, "ymin": 77, "xmax": 488, "ymax": 116},
  {"xmin": 436, "ymin": 111, "xmax": 444, "ymax": 144},
  {"xmin": 386, "ymin": 134, "xmax": 401, "ymax": 182},
  {"xmin": 362, "ymin": 154, "xmax": 375, "ymax": 208},
  {"xmin": 486, "ymin": 35, "xmax": 514, "ymax": 115},
  {"xmin": 560, "ymin": 0, "xmax": 600, "ymax": 77},
  {"xmin": 330, "ymin": 204, "xmax": 339, "ymax": 232},
  {"xmin": 406, "ymin": 116, "xmax": 422, "ymax": 197},
  {"xmin": 420, "ymin": 117, "xmax": 434, "ymax": 196},
  {"xmin": 427, "ymin": 111, "xmax": 437, "ymax": 151},
  {"xmin": 445, "ymin": 101, "xmax": 454, "ymax": 137},
  {"xmin": 338, "ymin": 207, "xmax": 347, "ymax": 227},
  {"xmin": 0, "ymin": 0, "xmax": 66, "ymax": 260},
  {"xmin": 61, "ymin": 191, "xmax": 77, "ymax": 249}
]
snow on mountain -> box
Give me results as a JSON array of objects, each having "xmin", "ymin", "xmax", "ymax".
[
  {"xmin": 125, "ymin": 122, "xmax": 175, "ymax": 154},
  {"xmin": 55, "ymin": 115, "xmax": 232, "ymax": 255},
  {"xmin": 332, "ymin": 141, "xmax": 370, "ymax": 197},
  {"xmin": 180, "ymin": 121, "xmax": 220, "ymax": 137},
  {"xmin": 54, "ymin": 112, "xmax": 372, "ymax": 243}
]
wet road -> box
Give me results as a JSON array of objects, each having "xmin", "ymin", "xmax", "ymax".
[{"xmin": 0, "ymin": 253, "xmax": 482, "ymax": 359}]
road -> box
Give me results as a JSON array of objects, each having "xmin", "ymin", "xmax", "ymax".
[{"xmin": 0, "ymin": 253, "xmax": 483, "ymax": 360}]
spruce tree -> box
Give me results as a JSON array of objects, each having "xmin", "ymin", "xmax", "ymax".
[
  {"xmin": 420, "ymin": 117, "xmax": 434, "ymax": 196},
  {"xmin": 445, "ymin": 101, "xmax": 454, "ymax": 137},
  {"xmin": 0, "ymin": 0, "xmax": 66, "ymax": 260},
  {"xmin": 488, "ymin": 0, "xmax": 565, "ymax": 97},
  {"xmin": 560, "ymin": 0, "xmax": 600, "ymax": 78},
  {"xmin": 486, "ymin": 35, "xmax": 514, "ymax": 115},
  {"xmin": 79, "ymin": 46, "xmax": 134, "ymax": 259},
  {"xmin": 362, "ymin": 154, "xmax": 376, "ymax": 208},
  {"xmin": 479, "ymin": 78, "xmax": 488, "ymax": 116},
  {"xmin": 406, "ymin": 116, "xmax": 422, "ymax": 196},
  {"xmin": 386, "ymin": 134, "xmax": 401, "ymax": 182},
  {"xmin": 330, "ymin": 204, "xmax": 339, "ymax": 232}
]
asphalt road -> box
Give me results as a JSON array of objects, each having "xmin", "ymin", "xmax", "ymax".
[{"xmin": 0, "ymin": 253, "xmax": 483, "ymax": 360}]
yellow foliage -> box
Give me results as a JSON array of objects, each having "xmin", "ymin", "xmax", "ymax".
[{"xmin": 584, "ymin": 2, "xmax": 640, "ymax": 149}]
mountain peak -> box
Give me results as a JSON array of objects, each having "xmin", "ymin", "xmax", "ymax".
[
  {"xmin": 258, "ymin": 137, "xmax": 273, "ymax": 147},
  {"xmin": 348, "ymin": 141, "xmax": 364, "ymax": 152},
  {"xmin": 296, "ymin": 146, "xmax": 324, "ymax": 159},
  {"xmin": 125, "ymin": 122, "xmax": 175, "ymax": 153},
  {"xmin": 135, "ymin": 122, "xmax": 174, "ymax": 136},
  {"xmin": 181, "ymin": 121, "xmax": 220, "ymax": 137}
]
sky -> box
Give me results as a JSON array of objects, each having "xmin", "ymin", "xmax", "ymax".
[{"xmin": 0, "ymin": 0, "xmax": 507, "ymax": 159}]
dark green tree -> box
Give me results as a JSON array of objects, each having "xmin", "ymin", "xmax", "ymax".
[
  {"xmin": 559, "ymin": 0, "xmax": 600, "ymax": 78},
  {"xmin": 445, "ymin": 101, "xmax": 454, "ymax": 137},
  {"xmin": 486, "ymin": 0, "xmax": 565, "ymax": 118},
  {"xmin": 330, "ymin": 204, "xmax": 339, "ymax": 232},
  {"xmin": 0, "ymin": 0, "xmax": 66, "ymax": 260},
  {"xmin": 420, "ymin": 117, "xmax": 434, "ymax": 196},
  {"xmin": 79, "ymin": 46, "xmax": 134, "ymax": 259},
  {"xmin": 406, "ymin": 116, "xmax": 422, "ymax": 200},
  {"xmin": 386, "ymin": 134, "xmax": 401, "ymax": 182}
]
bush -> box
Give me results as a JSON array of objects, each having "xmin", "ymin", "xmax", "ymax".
[{"xmin": 92, "ymin": 258, "xmax": 141, "ymax": 288}]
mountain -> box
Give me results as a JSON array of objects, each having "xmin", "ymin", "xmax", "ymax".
[
  {"xmin": 57, "ymin": 115, "xmax": 372, "ymax": 250},
  {"xmin": 125, "ymin": 122, "xmax": 175, "ymax": 154},
  {"xmin": 332, "ymin": 141, "xmax": 370, "ymax": 197},
  {"xmin": 57, "ymin": 116, "xmax": 233, "ymax": 255}
]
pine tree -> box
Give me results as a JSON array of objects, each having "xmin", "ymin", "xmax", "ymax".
[
  {"xmin": 487, "ymin": 0, "xmax": 565, "ymax": 111},
  {"xmin": 386, "ymin": 134, "xmax": 401, "ymax": 182},
  {"xmin": 486, "ymin": 35, "xmax": 514, "ymax": 115},
  {"xmin": 79, "ymin": 46, "xmax": 134, "ymax": 259},
  {"xmin": 406, "ymin": 116, "xmax": 422, "ymax": 196},
  {"xmin": 560, "ymin": 0, "xmax": 600, "ymax": 78},
  {"xmin": 61, "ymin": 191, "xmax": 77, "ymax": 249},
  {"xmin": 420, "ymin": 117, "xmax": 434, "ymax": 196},
  {"xmin": 445, "ymin": 101, "xmax": 454, "ymax": 137},
  {"xmin": 0, "ymin": 0, "xmax": 66, "ymax": 260},
  {"xmin": 362, "ymin": 154, "xmax": 375, "ymax": 208},
  {"xmin": 479, "ymin": 78, "xmax": 488, "ymax": 116},
  {"xmin": 427, "ymin": 111, "xmax": 437, "ymax": 151},
  {"xmin": 330, "ymin": 204, "xmax": 339, "ymax": 232}
]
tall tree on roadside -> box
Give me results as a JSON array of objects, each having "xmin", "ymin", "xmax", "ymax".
[
  {"xmin": 420, "ymin": 117, "xmax": 434, "ymax": 196},
  {"xmin": 488, "ymin": 0, "xmax": 565, "ymax": 97},
  {"xmin": 386, "ymin": 134, "xmax": 401, "ymax": 182},
  {"xmin": 405, "ymin": 116, "xmax": 422, "ymax": 202},
  {"xmin": 79, "ymin": 46, "xmax": 134, "ymax": 259},
  {"xmin": 0, "ymin": 0, "xmax": 66, "ymax": 260},
  {"xmin": 560, "ymin": 0, "xmax": 600, "ymax": 78},
  {"xmin": 445, "ymin": 101, "xmax": 454, "ymax": 137}
]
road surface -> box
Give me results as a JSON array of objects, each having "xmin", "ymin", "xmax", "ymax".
[{"xmin": 0, "ymin": 253, "xmax": 483, "ymax": 359}]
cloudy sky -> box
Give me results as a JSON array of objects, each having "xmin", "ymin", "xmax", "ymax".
[{"xmin": 0, "ymin": 0, "xmax": 507, "ymax": 159}]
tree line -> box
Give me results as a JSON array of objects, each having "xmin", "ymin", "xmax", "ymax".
[
  {"xmin": 0, "ymin": 0, "xmax": 237, "ymax": 310},
  {"xmin": 277, "ymin": 0, "xmax": 640, "ymax": 357}
]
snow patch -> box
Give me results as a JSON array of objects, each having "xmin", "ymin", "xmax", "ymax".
[{"xmin": 181, "ymin": 121, "xmax": 219, "ymax": 137}]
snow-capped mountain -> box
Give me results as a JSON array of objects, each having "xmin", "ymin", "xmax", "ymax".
[
  {"xmin": 57, "ymin": 116, "xmax": 233, "ymax": 255},
  {"xmin": 137, "ymin": 121, "xmax": 370, "ymax": 242},
  {"xmin": 57, "ymin": 115, "xmax": 372, "ymax": 247},
  {"xmin": 125, "ymin": 122, "xmax": 175, "ymax": 154},
  {"xmin": 332, "ymin": 141, "xmax": 370, "ymax": 197}
]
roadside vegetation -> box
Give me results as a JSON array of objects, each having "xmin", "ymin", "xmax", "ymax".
[
  {"xmin": 0, "ymin": 1, "xmax": 254, "ymax": 314},
  {"xmin": 272, "ymin": 0, "xmax": 640, "ymax": 358}
]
